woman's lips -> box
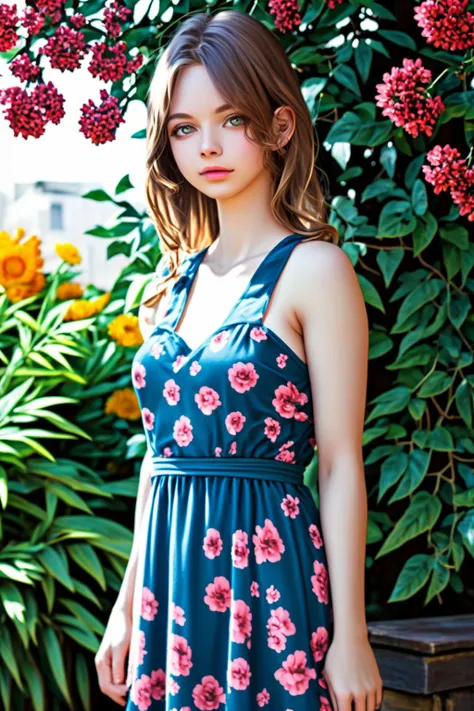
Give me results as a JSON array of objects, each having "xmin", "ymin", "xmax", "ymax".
[{"xmin": 200, "ymin": 169, "xmax": 234, "ymax": 180}]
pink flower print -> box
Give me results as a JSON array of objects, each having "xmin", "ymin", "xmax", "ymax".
[
  {"xmin": 141, "ymin": 587, "xmax": 159, "ymax": 621},
  {"xmin": 310, "ymin": 626, "xmax": 329, "ymax": 662},
  {"xmin": 267, "ymin": 606, "xmax": 296, "ymax": 651},
  {"xmin": 150, "ymin": 668, "xmax": 166, "ymax": 701},
  {"xmin": 163, "ymin": 446, "xmax": 173, "ymax": 457},
  {"xmin": 172, "ymin": 354, "xmax": 186, "ymax": 371},
  {"xmin": 230, "ymin": 599, "xmax": 252, "ymax": 644},
  {"xmin": 173, "ymin": 415, "xmax": 193, "ymax": 447},
  {"xmin": 169, "ymin": 633, "xmax": 193, "ymax": 676},
  {"xmin": 171, "ymin": 601, "xmax": 186, "ymax": 626},
  {"xmin": 204, "ymin": 576, "xmax": 232, "ymax": 612},
  {"xmin": 215, "ymin": 446, "xmax": 222, "ymax": 457},
  {"xmin": 264, "ymin": 417, "xmax": 281, "ymax": 443},
  {"xmin": 228, "ymin": 657, "xmax": 251, "ymax": 690},
  {"xmin": 281, "ymin": 494, "xmax": 300, "ymax": 518},
  {"xmin": 265, "ymin": 585, "xmax": 280, "ymax": 603},
  {"xmin": 256, "ymin": 688, "xmax": 270, "ymax": 706},
  {"xmin": 253, "ymin": 518, "xmax": 285, "ymax": 563},
  {"xmin": 274, "ymin": 650, "xmax": 316, "ymax": 695},
  {"xmin": 192, "ymin": 675, "xmax": 226, "ymax": 710},
  {"xmin": 231, "ymin": 530, "xmax": 250, "ymax": 569},
  {"xmin": 209, "ymin": 330, "xmax": 230, "ymax": 351},
  {"xmin": 250, "ymin": 581, "xmax": 260, "ymax": 597},
  {"xmin": 276, "ymin": 353, "xmax": 288, "ymax": 368},
  {"xmin": 190, "ymin": 360, "xmax": 201, "ymax": 375},
  {"xmin": 309, "ymin": 523, "xmax": 323, "ymax": 549},
  {"xmin": 131, "ymin": 674, "xmax": 152, "ymax": 710},
  {"xmin": 250, "ymin": 326, "xmax": 267, "ymax": 342},
  {"xmin": 195, "ymin": 385, "xmax": 222, "ymax": 415},
  {"xmin": 138, "ymin": 629, "xmax": 147, "ymax": 665},
  {"xmin": 225, "ymin": 410, "xmax": 246, "ymax": 435},
  {"xmin": 294, "ymin": 410, "xmax": 309, "ymax": 422},
  {"xmin": 228, "ymin": 362, "xmax": 259, "ymax": 393},
  {"xmin": 229, "ymin": 440, "xmax": 237, "ymax": 455},
  {"xmin": 311, "ymin": 560, "xmax": 329, "ymax": 604},
  {"xmin": 203, "ymin": 528, "xmax": 223, "ymax": 559},
  {"xmin": 151, "ymin": 342, "xmax": 164, "ymax": 359},
  {"xmin": 275, "ymin": 441, "xmax": 296, "ymax": 464},
  {"xmin": 320, "ymin": 697, "xmax": 332, "ymax": 710},
  {"xmin": 309, "ymin": 436, "xmax": 316, "ymax": 448},
  {"xmin": 142, "ymin": 407, "xmax": 155, "ymax": 431},
  {"xmin": 319, "ymin": 676, "xmax": 328, "ymax": 690},
  {"xmin": 163, "ymin": 378, "xmax": 180, "ymax": 405},
  {"xmin": 247, "ymin": 638, "xmax": 251, "ymax": 649},
  {"xmin": 169, "ymin": 677, "xmax": 180, "ymax": 694},
  {"xmin": 133, "ymin": 361, "xmax": 146, "ymax": 389},
  {"xmin": 272, "ymin": 382, "xmax": 308, "ymax": 419}
]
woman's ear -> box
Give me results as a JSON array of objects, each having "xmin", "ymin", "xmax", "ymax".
[{"xmin": 272, "ymin": 105, "xmax": 296, "ymax": 150}]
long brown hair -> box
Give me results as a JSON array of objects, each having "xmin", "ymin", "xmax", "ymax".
[{"xmin": 142, "ymin": 9, "xmax": 339, "ymax": 309}]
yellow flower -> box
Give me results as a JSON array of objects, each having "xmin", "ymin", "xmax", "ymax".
[
  {"xmin": 91, "ymin": 292, "xmax": 111, "ymax": 313},
  {"xmin": 108, "ymin": 314, "xmax": 143, "ymax": 347},
  {"xmin": 105, "ymin": 388, "xmax": 141, "ymax": 420},
  {"xmin": 0, "ymin": 230, "xmax": 44, "ymax": 288},
  {"xmin": 56, "ymin": 282, "xmax": 84, "ymax": 300},
  {"xmin": 64, "ymin": 299, "xmax": 97, "ymax": 321},
  {"xmin": 55, "ymin": 242, "xmax": 82, "ymax": 265}
]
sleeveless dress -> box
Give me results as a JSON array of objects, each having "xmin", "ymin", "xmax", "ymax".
[{"xmin": 125, "ymin": 232, "xmax": 335, "ymax": 711}]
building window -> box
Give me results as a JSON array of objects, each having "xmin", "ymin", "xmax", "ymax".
[{"xmin": 50, "ymin": 202, "xmax": 64, "ymax": 230}]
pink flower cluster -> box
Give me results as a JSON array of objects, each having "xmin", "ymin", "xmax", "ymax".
[
  {"xmin": 267, "ymin": 0, "xmax": 302, "ymax": 34},
  {"xmin": 414, "ymin": 0, "xmax": 474, "ymax": 51},
  {"xmin": 423, "ymin": 145, "xmax": 474, "ymax": 222},
  {"xmin": 0, "ymin": 0, "xmax": 143, "ymax": 143},
  {"xmin": 375, "ymin": 57, "xmax": 445, "ymax": 137}
]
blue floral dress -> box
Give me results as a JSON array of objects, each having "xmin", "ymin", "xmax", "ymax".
[{"xmin": 126, "ymin": 232, "xmax": 334, "ymax": 711}]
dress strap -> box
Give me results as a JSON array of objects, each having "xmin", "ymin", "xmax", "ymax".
[
  {"xmin": 158, "ymin": 250, "xmax": 204, "ymax": 330},
  {"xmin": 220, "ymin": 232, "xmax": 308, "ymax": 327}
]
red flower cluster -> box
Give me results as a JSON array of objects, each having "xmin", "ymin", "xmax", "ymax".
[
  {"xmin": 89, "ymin": 40, "xmax": 143, "ymax": 82},
  {"xmin": 326, "ymin": 0, "xmax": 343, "ymax": 8},
  {"xmin": 79, "ymin": 89, "xmax": 126, "ymax": 146},
  {"xmin": 414, "ymin": 0, "xmax": 474, "ymax": 52},
  {"xmin": 268, "ymin": 0, "xmax": 302, "ymax": 33},
  {"xmin": 423, "ymin": 145, "xmax": 474, "ymax": 221},
  {"xmin": 375, "ymin": 57, "xmax": 445, "ymax": 137},
  {"xmin": 38, "ymin": 25, "xmax": 89, "ymax": 72},
  {"xmin": 0, "ymin": 82, "xmax": 65, "ymax": 139},
  {"xmin": 10, "ymin": 53, "xmax": 41, "ymax": 82},
  {"xmin": 104, "ymin": 0, "xmax": 132, "ymax": 38},
  {"xmin": 35, "ymin": 0, "xmax": 66, "ymax": 25},
  {"xmin": 0, "ymin": 3, "xmax": 19, "ymax": 51},
  {"xmin": 21, "ymin": 6, "xmax": 46, "ymax": 35}
]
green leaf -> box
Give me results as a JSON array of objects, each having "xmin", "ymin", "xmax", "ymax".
[
  {"xmin": 357, "ymin": 274, "xmax": 385, "ymax": 312},
  {"xmin": 21, "ymin": 654, "xmax": 45, "ymax": 711},
  {"xmin": 378, "ymin": 200, "xmax": 417, "ymax": 237},
  {"xmin": 354, "ymin": 41, "xmax": 372, "ymax": 84},
  {"xmin": 59, "ymin": 599, "xmax": 105, "ymax": 635},
  {"xmin": 75, "ymin": 653, "xmax": 91, "ymax": 711},
  {"xmin": 0, "ymin": 582, "xmax": 28, "ymax": 648},
  {"xmin": 81, "ymin": 189, "xmax": 113, "ymax": 202},
  {"xmin": 46, "ymin": 483, "xmax": 92, "ymax": 514},
  {"xmin": 418, "ymin": 371, "xmax": 452, "ymax": 398},
  {"xmin": 115, "ymin": 174, "xmax": 134, "ymax": 194},
  {"xmin": 394, "ymin": 278, "xmax": 445, "ymax": 328},
  {"xmin": 388, "ymin": 554, "xmax": 433, "ymax": 602},
  {"xmin": 0, "ymin": 626, "xmax": 23, "ymax": 691},
  {"xmin": 0, "ymin": 664, "xmax": 11, "ymax": 710},
  {"xmin": 413, "ymin": 212, "xmax": 438, "ymax": 256},
  {"xmin": 68, "ymin": 543, "xmax": 106, "ymax": 590},
  {"xmin": 333, "ymin": 64, "xmax": 361, "ymax": 97},
  {"xmin": 61, "ymin": 623, "xmax": 100, "ymax": 653},
  {"xmin": 378, "ymin": 449, "xmax": 408, "ymax": 501},
  {"xmin": 455, "ymin": 380, "xmax": 473, "ymax": 428},
  {"xmin": 0, "ymin": 377, "xmax": 34, "ymax": 423},
  {"xmin": 366, "ymin": 386, "xmax": 411, "ymax": 422},
  {"xmin": 37, "ymin": 547, "xmax": 75, "ymax": 592},
  {"xmin": 0, "ymin": 465, "xmax": 7, "ymax": 509},
  {"xmin": 378, "ymin": 29, "xmax": 417, "ymax": 50},
  {"xmin": 377, "ymin": 491, "xmax": 442, "ymax": 557},
  {"xmin": 376, "ymin": 248, "xmax": 404, "ymax": 287},
  {"xmin": 412, "ymin": 179, "xmax": 428, "ymax": 216},
  {"xmin": 425, "ymin": 556, "xmax": 450, "ymax": 604},
  {"xmin": 41, "ymin": 626, "xmax": 72, "ymax": 706},
  {"xmin": 389, "ymin": 449, "xmax": 431, "ymax": 502}
]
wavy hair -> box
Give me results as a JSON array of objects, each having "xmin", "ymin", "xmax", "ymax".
[{"xmin": 142, "ymin": 9, "xmax": 339, "ymax": 308}]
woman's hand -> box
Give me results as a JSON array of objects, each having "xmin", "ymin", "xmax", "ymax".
[
  {"xmin": 322, "ymin": 633, "xmax": 383, "ymax": 711},
  {"xmin": 95, "ymin": 604, "xmax": 132, "ymax": 707}
]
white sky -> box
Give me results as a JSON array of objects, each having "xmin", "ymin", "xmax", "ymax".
[{"xmin": 0, "ymin": 2, "xmax": 149, "ymax": 203}]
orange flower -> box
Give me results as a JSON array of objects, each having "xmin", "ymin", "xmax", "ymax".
[
  {"xmin": 105, "ymin": 388, "xmax": 141, "ymax": 420},
  {"xmin": 64, "ymin": 299, "xmax": 97, "ymax": 321},
  {"xmin": 108, "ymin": 314, "xmax": 143, "ymax": 347},
  {"xmin": 90, "ymin": 292, "xmax": 111, "ymax": 313},
  {"xmin": 0, "ymin": 229, "xmax": 44, "ymax": 289},
  {"xmin": 56, "ymin": 282, "xmax": 84, "ymax": 300},
  {"xmin": 55, "ymin": 242, "xmax": 82, "ymax": 265}
]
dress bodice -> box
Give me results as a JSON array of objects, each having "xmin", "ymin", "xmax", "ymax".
[{"xmin": 131, "ymin": 232, "xmax": 316, "ymax": 466}]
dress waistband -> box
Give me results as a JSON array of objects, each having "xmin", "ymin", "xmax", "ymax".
[{"xmin": 151, "ymin": 456, "xmax": 305, "ymax": 485}]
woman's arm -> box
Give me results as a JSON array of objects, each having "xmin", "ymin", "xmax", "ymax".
[{"xmin": 294, "ymin": 241, "xmax": 383, "ymax": 711}]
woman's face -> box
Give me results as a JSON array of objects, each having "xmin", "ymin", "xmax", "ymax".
[{"xmin": 166, "ymin": 64, "xmax": 266, "ymax": 200}]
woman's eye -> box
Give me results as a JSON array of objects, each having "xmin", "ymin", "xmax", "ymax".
[{"xmin": 170, "ymin": 114, "xmax": 246, "ymax": 137}]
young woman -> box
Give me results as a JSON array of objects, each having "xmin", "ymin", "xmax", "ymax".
[{"xmin": 95, "ymin": 10, "xmax": 383, "ymax": 711}]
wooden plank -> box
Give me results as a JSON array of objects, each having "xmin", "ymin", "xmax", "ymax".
[
  {"xmin": 381, "ymin": 688, "xmax": 442, "ymax": 711},
  {"xmin": 445, "ymin": 689, "xmax": 474, "ymax": 711},
  {"xmin": 368, "ymin": 615, "xmax": 474, "ymax": 654},
  {"xmin": 373, "ymin": 647, "xmax": 474, "ymax": 693}
]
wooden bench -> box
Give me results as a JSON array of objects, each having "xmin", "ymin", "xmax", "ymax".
[{"xmin": 367, "ymin": 614, "xmax": 474, "ymax": 711}]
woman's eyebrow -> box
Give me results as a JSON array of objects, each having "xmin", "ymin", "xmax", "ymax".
[{"xmin": 167, "ymin": 103, "xmax": 234, "ymax": 122}]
